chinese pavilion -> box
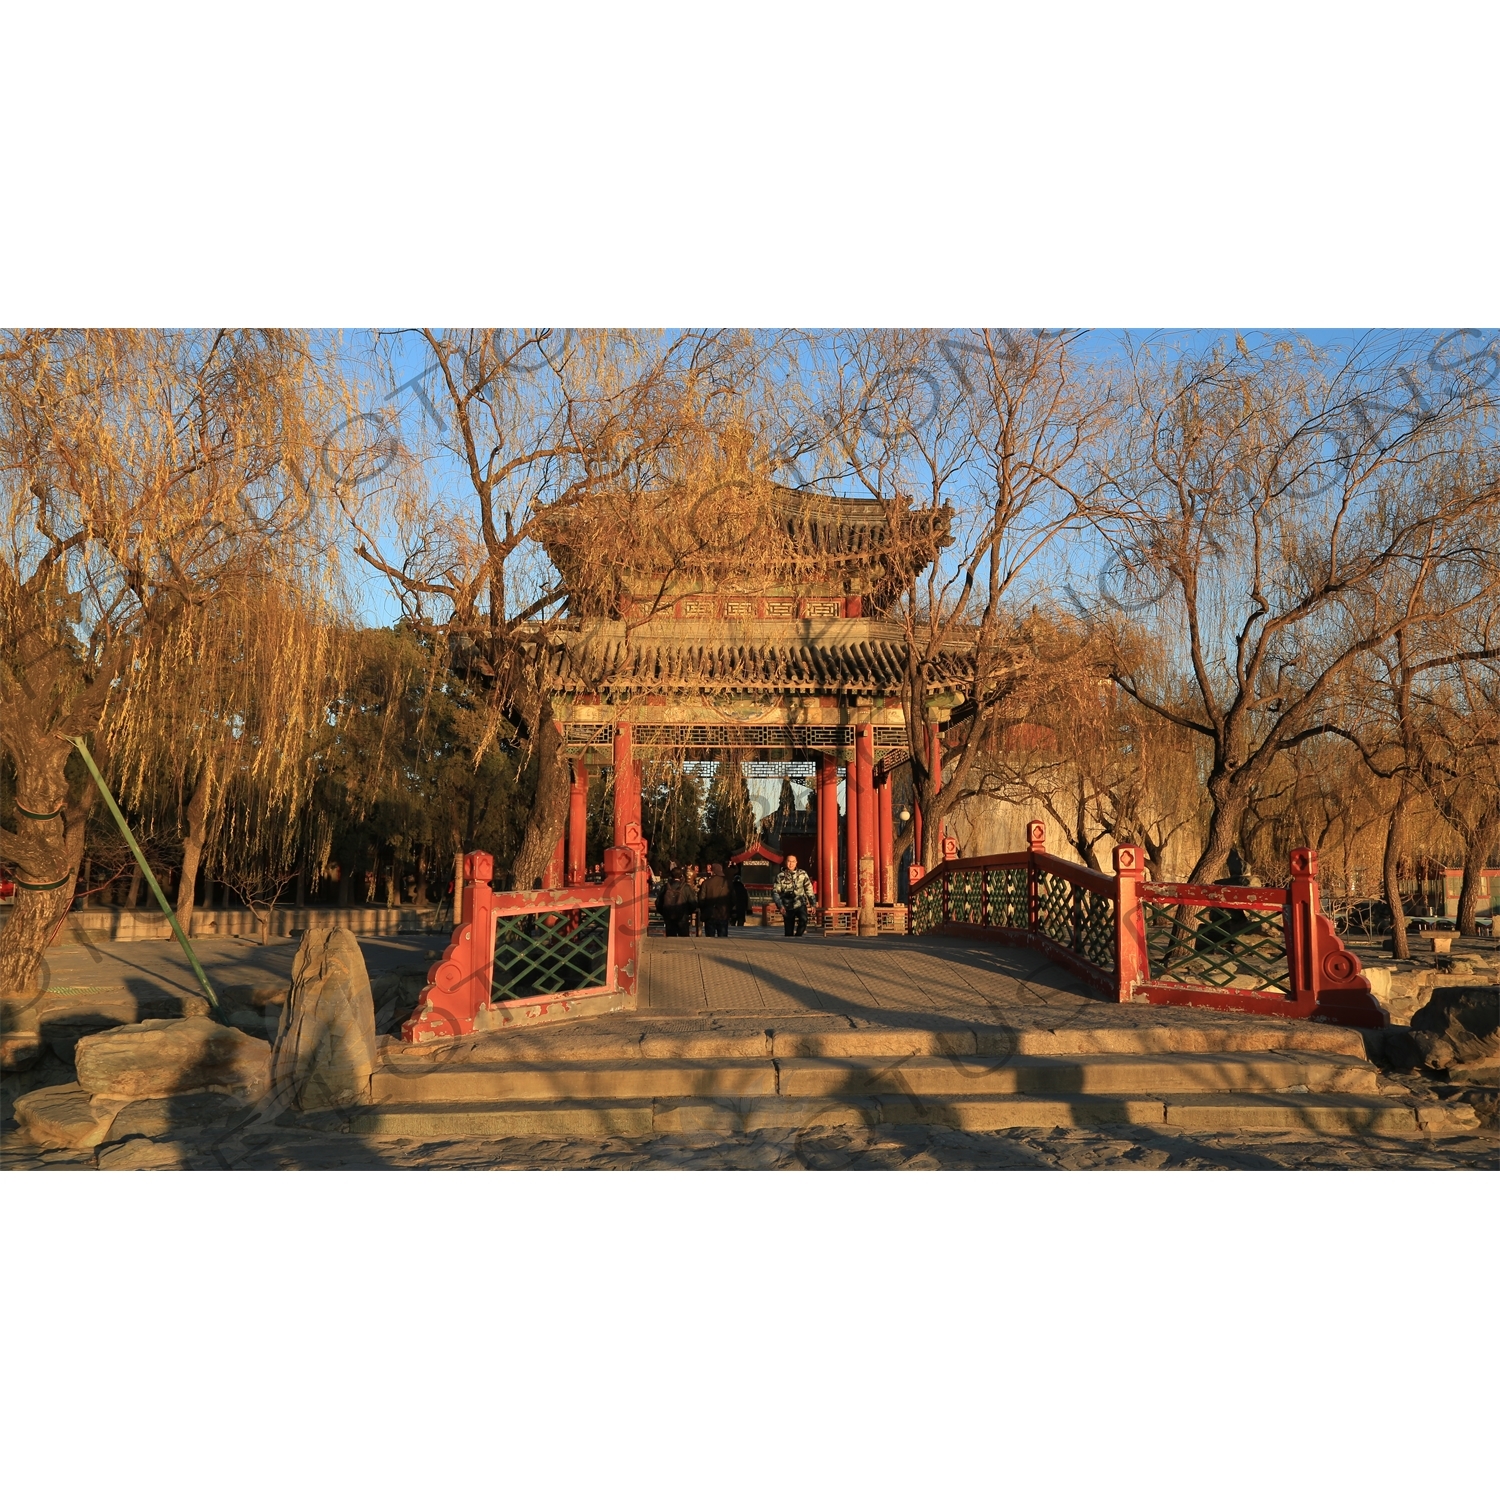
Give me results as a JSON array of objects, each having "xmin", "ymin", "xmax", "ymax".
[{"xmin": 537, "ymin": 484, "xmax": 969, "ymax": 935}]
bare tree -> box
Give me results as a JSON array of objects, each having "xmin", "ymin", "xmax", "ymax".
[
  {"xmin": 1100, "ymin": 333, "xmax": 1500, "ymax": 885},
  {"xmin": 783, "ymin": 329, "xmax": 1109, "ymax": 867},
  {"xmin": 336, "ymin": 328, "xmax": 768, "ymax": 888}
]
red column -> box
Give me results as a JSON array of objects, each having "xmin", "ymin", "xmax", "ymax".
[
  {"xmin": 877, "ymin": 771, "xmax": 894, "ymax": 904},
  {"xmin": 818, "ymin": 753, "xmax": 839, "ymax": 915},
  {"xmin": 843, "ymin": 759, "xmax": 858, "ymax": 909},
  {"xmin": 613, "ymin": 723, "xmax": 640, "ymax": 851},
  {"xmin": 567, "ymin": 758, "xmax": 588, "ymax": 885},
  {"xmin": 856, "ymin": 725, "xmax": 876, "ymax": 933}
]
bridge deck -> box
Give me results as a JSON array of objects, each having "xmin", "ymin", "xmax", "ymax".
[{"xmin": 641, "ymin": 928, "xmax": 1097, "ymax": 1030}]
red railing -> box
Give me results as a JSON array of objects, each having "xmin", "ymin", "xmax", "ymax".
[
  {"xmin": 908, "ymin": 823, "xmax": 1386, "ymax": 1029},
  {"xmin": 402, "ymin": 846, "xmax": 649, "ymax": 1042}
]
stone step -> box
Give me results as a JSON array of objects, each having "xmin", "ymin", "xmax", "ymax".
[
  {"xmin": 378, "ymin": 1017, "xmax": 1370, "ymax": 1069},
  {"xmin": 370, "ymin": 1050, "xmax": 1379, "ymax": 1106},
  {"xmin": 297, "ymin": 1091, "xmax": 1473, "ymax": 1140},
  {"xmin": 776, "ymin": 1052, "xmax": 1380, "ymax": 1098},
  {"xmin": 373, "ymin": 1060, "xmax": 781, "ymax": 1105}
]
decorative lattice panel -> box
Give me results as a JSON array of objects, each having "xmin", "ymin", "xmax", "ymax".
[
  {"xmin": 634, "ymin": 725, "xmax": 856, "ymax": 748},
  {"xmin": 1036, "ymin": 872, "xmax": 1075, "ymax": 947},
  {"xmin": 564, "ymin": 724, "xmax": 915, "ymax": 750},
  {"xmin": 984, "ymin": 867, "xmax": 1029, "ymax": 929},
  {"xmin": 1143, "ymin": 902, "xmax": 1290, "ymax": 993},
  {"xmin": 948, "ymin": 869, "xmax": 986, "ymax": 924},
  {"xmin": 911, "ymin": 880, "xmax": 944, "ymax": 935},
  {"xmin": 492, "ymin": 905, "xmax": 612, "ymax": 1002},
  {"xmin": 1076, "ymin": 889, "xmax": 1116, "ymax": 969}
]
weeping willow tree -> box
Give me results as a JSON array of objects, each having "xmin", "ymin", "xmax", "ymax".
[
  {"xmin": 101, "ymin": 564, "xmax": 352, "ymax": 934},
  {"xmin": 0, "ymin": 328, "xmax": 347, "ymax": 1001}
]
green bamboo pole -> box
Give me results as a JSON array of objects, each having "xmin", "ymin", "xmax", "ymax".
[{"xmin": 63, "ymin": 736, "xmax": 224, "ymax": 1022}]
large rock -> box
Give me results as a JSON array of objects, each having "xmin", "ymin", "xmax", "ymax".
[
  {"xmin": 13, "ymin": 1084, "xmax": 114, "ymax": 1149},
  {"xmin": 74, "ymin": 1017, "xmax": 271, "ymax": 1102},
  {"xmin": 104, "ymin": 1090, "xmax": 252, "ymax": 1143},
  {"xmin": 1408, "ymin": 986, "xmax": 1499, "ymax": 1072},
  {"xmin": 271, "ymin": 928, "xmax": 377, "ymax": 1111}
]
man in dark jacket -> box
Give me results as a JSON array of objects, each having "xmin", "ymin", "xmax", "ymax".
[
  {"xmin": 656, "ymin": 865, "xmax": 697, "ymax": 937},
  {"xmin": 729, "ymin": 867, "xmax": 750, "ymax": 928},
  {"xmin": 698, "ymin": 862, "xmax": 732, "ymax": 937},
  {"xmin": 773, "ymin": 855, "xmax": 815, "ymax": 937}
]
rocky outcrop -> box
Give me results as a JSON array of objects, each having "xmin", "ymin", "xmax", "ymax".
[
  {"xmin": 1407, "ymin": 986, "xmax": 1499, "ymax": 1072},
  {"xmin": 271, "ymin": 928, "xmax": 377, "ymax": 1111},
  {"xmin": 73, "ymin": 1017, "xmax": 271, "ymax": 1101}
]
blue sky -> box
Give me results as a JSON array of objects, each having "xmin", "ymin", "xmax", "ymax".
[{"xmin": 332, "ymin": 328, "xmax": 1499, "ymax": 630}]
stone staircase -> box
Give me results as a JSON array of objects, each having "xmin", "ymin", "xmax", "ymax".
[{"xmin": 296, "ymin": 1015, "xmax": 1481, "ymax": 1140}]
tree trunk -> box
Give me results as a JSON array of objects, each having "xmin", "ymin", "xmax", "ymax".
[
  {"xmin": 174, "ymin": 762, "xmax": 213, "ymax": 937},
  {"xmin": 1186, "ymin": 776, "xmax": 1245, "ymax": 885},
  {"xmin": 1457, "ymin": 814, "xmax": 1500, "ymax": 936},
  {"xmin": 1383, "ymin": 787, "xmax": 1410, "ymax": 961},
  {"xmin": 0, "ymin": 736, "xmax": 92, "ymax": 1003},
  {"xmin": 512, "ymin": 716, "xmax": 571, "ymax": 890},
  {"xmin": 126, "ymin": 865, "xmax": 143, "ymax": 908}
]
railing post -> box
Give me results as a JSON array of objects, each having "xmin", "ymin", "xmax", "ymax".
[
  {"xmin": 1112, "ymin": 844, "xmax": 1148, "ymax": 1003},
  {"xmin": 603, "ymin": 844, "xmax": 644, "ymax": 1007},
  {"xmin": 1286, "ymin": 847, "xmax": 1318, "ymax": 1011},
  {"xmin": 1027, "ymin": 820, "xmax": 1045, "ymax": 932},
  {"xmin": 404, "ymin": 850, "xmax": 495, "ymax": 1042}
]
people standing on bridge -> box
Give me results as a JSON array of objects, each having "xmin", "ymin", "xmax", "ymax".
[
  {"xmin": 773, "ymin": 854, "xmax": 814, "ymax": 938},
  {"xmin": 729, "ymin": 866, "xmax": 749, "ymax": 928},
  {"xmin": 699, "ymin": 862, "xmax": 732, "ymax": 938},
  {"xmin": 657, "ymin": 864, "xmax": 697, "ymax": 937}
]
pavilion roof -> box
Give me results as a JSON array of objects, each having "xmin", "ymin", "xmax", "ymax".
[
  {"xmin": 543, "ymin": 620, "xmax": 973, "ymax": 696},
  {"xmin": 539, "ymin": 483, "xmax": 953, "ymax": 620}
]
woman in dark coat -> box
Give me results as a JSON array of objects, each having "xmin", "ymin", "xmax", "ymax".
[
  {"xmin": 729, "ymin": 867, "xmax": 750, "ymax": 928},
  {"xmin": 698, "ymin": 862, "xmax": 733, "ymax": 938},
  {"xmin": 656, "ymin": 865, "xmax": 697, "ymax": 937}
]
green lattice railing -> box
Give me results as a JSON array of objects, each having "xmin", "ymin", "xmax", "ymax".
[
  {"xmin": 909, "ymin": 855, "xmax": 1116, "ymax": 979},
  {"xmin": 492, "ymin": 903, "xmax": 612, "ymax": 1002},
  {"xmin": 984, "ymin": 866, "xmax": 1029, "ymax": 928},
  {"xmin": 912, "ymin": 879, "xmax": 945, "ymax": 934},
  {"xmin": 949, "ymin": 868, "xmax": 987, "ymax": 924},
  {"xmin": 1037, "ymin": 872, "xmax": 1074, "ymax": 947},
  {"xmin": 1142, "ymin": 901, "xmax": 1290, "ymax": 994},
  {"xmin": 901, "ymin": 838, "xmax": 1386, "ymax": 1028},
  {"xmin": 1076, "ymin": 887, "xmax": 1116, "ymax": 969}
]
